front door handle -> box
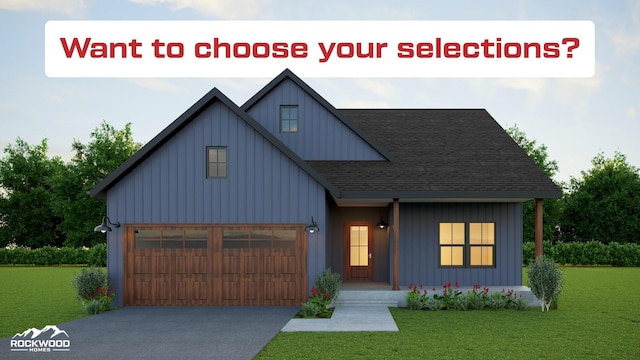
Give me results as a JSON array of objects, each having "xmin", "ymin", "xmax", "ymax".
[{"xmin": 368, "ymin": 253, "xmax": 372, "ymax": 259}]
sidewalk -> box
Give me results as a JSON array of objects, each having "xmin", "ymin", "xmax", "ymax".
[{"xmin": 280, "ymin": 305, "xmax": 399, "ymax": 332}]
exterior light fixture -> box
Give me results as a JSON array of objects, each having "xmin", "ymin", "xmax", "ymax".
[
  {"xmin": 94, "ymin": 216, "xmax": 121, "ymax": 233},
  {"xmin": 376, "ymin": 217, "xmax": 389, "ymax": 229},
  {"xmin": 305, "ymin": 216, "xmax": 319, "ymax": 233}
]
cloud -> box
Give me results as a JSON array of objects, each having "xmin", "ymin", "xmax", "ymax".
[
  {"xmin": 608, "ymin": 0, "xmax": 640, "ymax": 55},
  {"xmin": 492, "ymin": 78, "xmax": 549, "ymax": 103},
  {"xmin": 129, "ymin": 0, "xmax": 271, "ymax": 19},
  {"xmin": 626, "ymin": 106, "xmax": 636, "ymax": 119},
  {"xmin": 0, "ymin": 0, "xmax": 85, "ymax": 14}
]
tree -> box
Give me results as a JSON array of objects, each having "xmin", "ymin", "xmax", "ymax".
[
  {"xmin": 560, "ymin": 152, "xmax": 640, "ymax": 244},
  {"xmin": 51, "ymin": 121, "xmax": 141, "ymax": 247},
  {"xmin": 505, "ymin": 125, "xmax": 562, "ymax": 242},
  {"xmin": 0, "ymin": 139, "xmax": 65, "ymax": 247}
]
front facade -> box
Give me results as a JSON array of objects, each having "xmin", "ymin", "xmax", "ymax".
[{"xmin": 91, "ymin": 70, "xmax": 561, "ymax": 307}]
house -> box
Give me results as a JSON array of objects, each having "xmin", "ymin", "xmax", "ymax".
[{"xmin": 90, "ymin": 69, "xmax": 561, "ymax": 307}]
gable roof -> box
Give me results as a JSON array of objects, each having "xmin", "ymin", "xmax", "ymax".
[
  {"xmin": 241, "ymin": 69, "xmax": 397, "ymax": 162},
  {"xmin": 90, "ymin": 87, "xmax": 340, "ymax": 199},
  {"xmin": 308, "ymin": 109, "xmax": 563, "ymax": 203}
]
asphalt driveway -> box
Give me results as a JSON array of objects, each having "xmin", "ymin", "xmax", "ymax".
[{"xmin": 2, "ymin": 306, "xmax": 298, "ymax": 360}]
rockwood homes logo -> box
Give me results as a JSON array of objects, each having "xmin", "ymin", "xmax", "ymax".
[{"xmin": 10, "ymin": 325, "xmax": 70, "ymax": 353}]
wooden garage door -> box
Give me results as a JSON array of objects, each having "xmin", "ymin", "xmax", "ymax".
[{"xmin": 124, "ymin": 224, "xmax": 307, "ymax": 306}]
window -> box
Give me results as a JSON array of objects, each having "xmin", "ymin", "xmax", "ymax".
[
  {"xmin": 134, "ymin": 228, "xmax": 208, "ymax": 249},
  {"xmin": 469, "ymin": 223, "xmax": 495, "ymax": 266},
  {"xmin": 280, "ymin": 105, "xmax": 298, "ymax": 133},
  {"xmin": 439, "ymin": 223, "xmax": 465, "ymax": 266},
  {"xmin": 439, "ymin": 222, "xmax": 495, "ymax": 267},
  {"xmin": 207, "ymin": 147, "xmax": 227, "ymax": 178},
  {"xmin": 222, "ymin": 229, "xmax": 296, "ymax": 249}
]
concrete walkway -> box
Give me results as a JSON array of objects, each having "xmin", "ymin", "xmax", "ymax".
[{"xmin": 281, "ymin": 305, "xmax": 399, "ymax": 332}]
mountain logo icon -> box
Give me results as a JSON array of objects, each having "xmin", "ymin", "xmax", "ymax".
[{"xmin": 12, "ymin": 325, "xmax": 69, "ymax": 339}]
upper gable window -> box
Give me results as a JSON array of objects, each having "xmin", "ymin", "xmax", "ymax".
[
  {"xmin": 207, "ymin": 146, "xmax": 227, "ymax": 178},
  {"xmin": 280, "ymin": 105, "xmax": 298, "ymax": 133}
]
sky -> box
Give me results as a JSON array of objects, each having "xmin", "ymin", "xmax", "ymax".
[{"xmin": 0, "ymin": 0, "xmax": 638, "ymax": 185}]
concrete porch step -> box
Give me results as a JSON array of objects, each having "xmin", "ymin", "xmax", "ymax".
[{"xmin": 334, "ymin": 289, "xmax": 404, "ymax": 307}]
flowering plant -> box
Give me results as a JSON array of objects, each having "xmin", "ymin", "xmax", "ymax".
[
  {"xmin": 432, "ymin": 282, "xmax": 462, "ymax": 309},
  {"xmin": 405, "ymin": 282, "xmax": 528, "ymax": 311},
  {"xmin": 405, "ymin": 284, "xmax": 429, "ymax": 310},
  {"xmin": 298, "ymin": 286, "xmax": 333, "ymax": 318},
  {"xmin": 82, "ymin": 284, "xmax": 115, "ymax": 314}
]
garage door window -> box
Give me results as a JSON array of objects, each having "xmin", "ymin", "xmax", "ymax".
[
  {"xmin": 135, "ymin": 229, "xmax": 208, "ymax": 249},
  {"xmin": 223, "ymin": 229, "xmax": 296, "ymax": 249}
]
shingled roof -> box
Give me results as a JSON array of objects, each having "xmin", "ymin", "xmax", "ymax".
[{"xmin": 309, "ymin": 108, "xmax": 562, "ymax": 202}]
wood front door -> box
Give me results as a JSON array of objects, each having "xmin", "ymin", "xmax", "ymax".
[{"xmin": 344, "ymin": 223, "xmax": 374, "ymax": 281}]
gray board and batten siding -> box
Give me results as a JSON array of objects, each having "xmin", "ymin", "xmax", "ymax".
[
  {"xmin": 103, "ymin": 98, "xmax": 328, "ymax": 306},
  {"xmin": 392, "ymin": 202, "xmax": 523, "ymax": 287}
]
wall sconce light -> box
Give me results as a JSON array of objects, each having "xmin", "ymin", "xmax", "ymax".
[
  {"xmin": 94, "ymin": 216, "xmax": 120, "ymax": 233},
  {"xmin": 305, "ymin": 216, "xmax": 320, "ymax": 233},
  {"xmin": 376, "ymin": 217, "xmax": 389, "ymax": 229}
]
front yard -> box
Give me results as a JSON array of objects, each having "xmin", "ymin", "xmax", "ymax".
[
  {"xmin": 1, "ymin": 266, "xmax": 638, "ymax": 358},
  {"xmin": 256, "ymin": 267, "xmax": 640, "ymax": 359}
]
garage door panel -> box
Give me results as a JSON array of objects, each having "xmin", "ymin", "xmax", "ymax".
[
  {"xmin": 223, "ymin": 254, "xmax": 238, "ymax": 274},
  {"xmin": 155, "ymin": 255, "xmax": 170, "ymax": 274},
  {"xmin": 176, "ymin": 255, "xmax": 186, "ymax": 274},
  {"xmin": 244, "ymin": 254, "xmax": 258, "ymax": 274},
  {"xmin": 135, "ymin": 281, "xmax": 149, "ymax": 300},
  {"xmin": 193, "ymin": 255, "xmax": 207, "ymax": 274},
  {"xmin": 134, "ymin": 255, "xmax": 149, "ymax": 274},
  {"xmin": 155, "ymin": 280, "xmax": 170, "ymax": 300},
  {"xmin": 281, "ymin": 255, "xmax": 297, "ymax": 274}
]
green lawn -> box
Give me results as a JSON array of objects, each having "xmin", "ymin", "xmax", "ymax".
[
  {"xmin": 1, "ymin": 267, "xmax": 639, "ymax": 359},
  {"xmin": 0, "ymin": 266, "xmax": 89, "ymax": 338},
  {"xmin": 257, "ymin": 267, "xmax": 640, "ymax": 359}
]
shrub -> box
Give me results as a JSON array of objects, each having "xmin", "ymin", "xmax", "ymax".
[
  {"xmin": 0, "ymin": 244, "xmax": 106, "ymax": 266},
  {"xmin": 73, "ymin": 266, "xmax": 107, "ymax": 301},
  {"xmin": 522, "ymin": 241, "xmax": 640, "ymax": 267},
  {"xmin": 527, "ymin": 255, "xmax": 564, "ymax": 312},
  {"xmin": 299, "ymin": 301, "xmax": 321, "ymax": 318},
  {"xmin": 87, "ymin": 243, "xmax": 107, "ymax": 266},
  {"xmin": 314, "ymin": 268, "xmax": 342, "ymax": 302}
]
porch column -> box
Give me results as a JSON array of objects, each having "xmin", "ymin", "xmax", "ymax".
[
  {"xmin": 392, "ymin": 198, "xmax": 400, "ymax": 290},
  {"xmin": 535, "ymin": 198, "xmax": 543, "ymax": 258}
]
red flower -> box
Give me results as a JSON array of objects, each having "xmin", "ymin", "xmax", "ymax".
[
  {"xmin": 423, "ymin": 290, "xmax": 428, "ymax": 295},
  {"xmin": 455, "ymin": 281, "xmax": 459, "ymax": 288},
  {"xmin": 311, "ymin": 287, "xmax": 318, "ymax": 297},
  {"xmin": 84, "ymin": 293, "xmax": 89, "ymax": 299},
  {"xmin": 109, "ymin": 284, "xmax": 115, "ymax": 292},
  {"xmin": 432, "ymin": 287, "xmax": 436, "ymax": 291}
]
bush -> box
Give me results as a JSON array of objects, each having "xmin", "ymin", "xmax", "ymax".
[
  {"xmin": 0, "ymin": 244, "xmax": 106, "ymax": 266},
  {"xmin": 522, "ymin": 241, "xmax": 640, "ymax": 266},
  {"xmin": 87, "ymin": 243, "xmax": 107, "ymax": 266},
  {"xmin": 73, "ymin": 266, "xmax": 115, "ymax": 314},
  {"xmin": 73, "ymin": 266, "xmax": 107, "ymax": 301},
  {"xmin": 313, "ymin": 268, "xmax": 342, "ymax": 302},
  {"xmin": 527, "ymin": 255, "xmax": 564, "ymax": 312},
  {"xmin": 299, "ymin": 301, "xmax": 321, "ymax": 317}
]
